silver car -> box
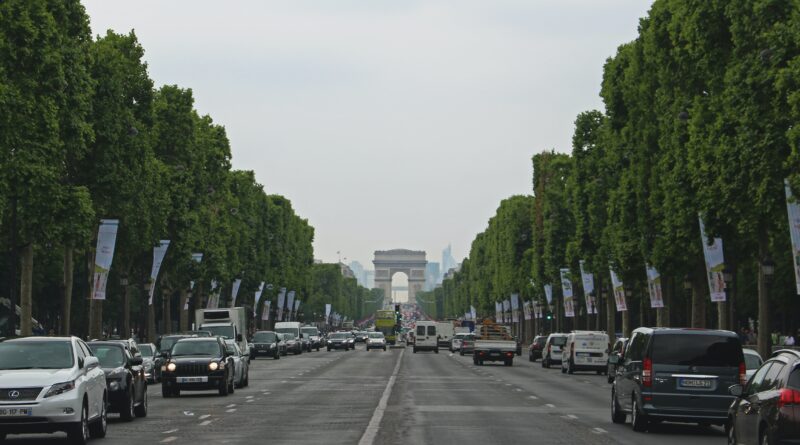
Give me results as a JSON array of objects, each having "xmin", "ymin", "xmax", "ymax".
[{"xmin": 224, "ymin": 340, "xmax": 249, "ymax": 388}]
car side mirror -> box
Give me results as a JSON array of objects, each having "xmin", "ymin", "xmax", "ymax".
[
  {"xmin": 608, "ymin": 355, "xmax": 619, "ymax": 365},
  {"xmin": 728, "ymin": 384, "xmax": 743, "ymax": 397},
  {"xmin": 236, "ymin": 334, "xmax": 243, "ymax": 342},
  {"xmin": 131, "ymin": 356, "xmax": 143, "ymax": 366},
  {"xmin": 84, "ymin": 356, "xmax": 100, "ymax": 370}
]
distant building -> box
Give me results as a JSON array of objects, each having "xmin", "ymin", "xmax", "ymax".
[
  {"xmin": 365, "ymin": 270, "xmax": 375, "ymax": 289},
  {"xmin": 441, "ymin": 244, "xmax": 457, "ymax": 281},
  {"xmin": 340, "ymin": 262, "xmax": 355, "ymax": 279},
  {"xmin": 424, "ymin": 262, "xmax": 441, "ymax": 291}
]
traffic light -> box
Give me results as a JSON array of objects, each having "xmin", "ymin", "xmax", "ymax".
[
  {"xmin": 546, "ymin": 314, "xmax": 552, "ymax": 320},
  {"xmin": 395, "ymin": 304, "xmax": 401, "ymax": 323}
]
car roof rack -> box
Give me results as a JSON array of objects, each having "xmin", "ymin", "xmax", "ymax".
[{"xmin": 770, "ymin": 348, "xmax": 800, "ymax": 360}]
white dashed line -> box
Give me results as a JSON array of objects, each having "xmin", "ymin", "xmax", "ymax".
[
  {"xmin": 226, "ymin": 408, "xmax": 237, "ymax": 413},
  {"xmin": 528, "ymin": 395, "xmax": 539, "ymax": 400},
  {"xmin": 562, "ymin": 414, "xmax": 578, "ymax": 420},
  {"xmin": 545, "ymin": 403, "xmax": 556, "ymax": 408},
  {"xmin": 199, "ymin": 420, "xmax": 213, "ymax": 426},
  {"xmin": 162, "ymin": 429, "xmax": 179, "ymax": 434},
  {"xmin": 226, "ymin": 404, "xmax": 236, "ymax": 408},
  {"xmin": 246, "ymin": 399, "xmax": 254, "ymax": 403},
  {"xmin": 513, "ymin": 388, "xmax": 522, "ymax": 392},
  {"xmin": 592, "ymin": 427, "xmax": 608, "ymax": 434},
  {"xmin": 246, "ymin": 396, "xmax": 254, "ymax": 399},
  {"xmin": 199, "ymin": 415, "xmax": 211, "ymax": 420},
  {"xmin": 161, "ymin": 437, "xmax": 178, "ymax": 443}
]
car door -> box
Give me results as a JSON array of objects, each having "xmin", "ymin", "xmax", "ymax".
[
  {"xmin": 619, "ymin": 333, "xmax": 645, "ymax": 411},
  {"xmin": 736, "ymin": 361, "xmax": 772, "ymax": 443},
  {"xmin": 128, "ymin": 349, "xmax": 146, "ymax": 403},
  {"xmin": 77, "ymin": 341, "xmax": 102, "ymax": 419}
]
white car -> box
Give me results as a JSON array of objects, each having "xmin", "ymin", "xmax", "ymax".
[
  {"xmin": 742, "ymin": 348, "xmax": 763, "ymax": 381},
  {"xmin": 0, "ymin": 336, "xmax": 108, "ymax": 444},
  {"xmin": 560, "ymin": 331, "xmax": 609, "ymax": 375},
  {"xmin": 224, "ymin": 340, "xmax": 249, "ymax": 388},
  {"xmin": 366, "ymin": 332, "xmax": 387, "ymax": 351},
  {"xmin": 542, "ymin": 333, "xmax": 568, "ymax": 368}
]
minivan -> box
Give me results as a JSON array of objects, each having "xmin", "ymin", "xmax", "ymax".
[
  {"xmin": 561, "ymin": 331, "xmax": 609, "ymax": 375},
  {"xmin": 610, "ymin": 327, "xmax": 745, "ymax": 432},
  {"xmin": 413, "ymin": 321, "xmax": 439, "ymax": 353},
  {"xmin": 542, "ymin": 333, "xmax": 568, "ymax": 368}
]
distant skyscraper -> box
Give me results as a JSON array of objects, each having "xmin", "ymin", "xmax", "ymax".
[
  {"xmin": 349, "ymin": 261, "xmax": 367, "ymax": 287},
  {"xmin": 425, "ymin": 262, "xmax": 441, "ymax": 291},
  {"xmin": 442, "ymin": 244, "xmax": 456, "ymax": 280},
  {"xmin": 365, "ymin": 270, "xmax": 375, "ymax": 289}
]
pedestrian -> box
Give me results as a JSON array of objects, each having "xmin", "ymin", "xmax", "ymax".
[{"xmin": 784, "ymin": 332, "xmax": 796, "ymax": 346}]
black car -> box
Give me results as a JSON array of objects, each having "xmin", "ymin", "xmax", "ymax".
[
  {"xmin": 528, "ymin": 336, "xmax": 547, "ymax": 362},
  {"xmin": 251, "ymin": 331, "xmax": 282, "ymax": 360},
  {"xmin": 607, "ymin": 337, "xmax": 628, "ymax": 384},
  {"xmin": 611, "ymin": 327, "xmax": 744, "ymax": 431},
  {"xmin": 283, "ymin": 333, "xmax": 303, "ymax": 355},
  {"xmin": 327, "ymin": 332, "xmax": 353, "ymax": 351},
  {"xmin": 301, "ymin": 326, "xmax": 322, "ymax": 351},
  {"xmin": 727, "ymin": 349, "xmax": 800, "ymax": 445},
  {"xmin": 138, "ymin": 343, "xmax": 162, "ymax": 383},
  {"xmin": 160, "ymin": 337, "xmax": 235, "ymax": 397},
  {"xmin": 156, "ymin": 334, "xmax": 193, "ymax": 355},
  {"xmin": 87, "ymin": 341, "xmax": 148, "ymax": 421}
]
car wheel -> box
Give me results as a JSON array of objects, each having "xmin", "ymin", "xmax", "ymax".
[
  {"xmin": 275, "ymin": 351, "xmax": 280, "ymax": 359},
  {"xmin": 161, "ymin": 384, "xmax": 171, "ymax": 398},
  {"xmin": 244, "ymin": 371, "xmax": 249, "ymax": 387},
  {"xmin": 120, "ymin": 389, "xmax": 135, "ymax": 421},
  {"xmin": 529, "ymin": 353, "xmax": 534, "ymax": 362},
  {"xmin": 504, "ymin": 359, "xmax": 512, "ymax": 367},
  {"xmin": 434, "ymin": 348, "xmax": 439, "ymax": 354},
  {"xmin": 327, "ymin": 347, "xmax": 331, "ymax": 352},
  {"xmin": 611, "ymin": 389, "xmax": 626, "ymax": 424},
  {"xmin": 219, "ymin": 375, "xmax": 229, "ymax": 396},
  {"xmin": 561, "ymin": 363, "xmax": 566, "ymax": 374},
  {"xmin": 89, "ymin": 395, "xmax": 107, "ymax": 438},
  {"xmin": 228, "ymin": 377, "xmax": 235, "ymax": 394},
  {"xmin": 726, "ymin": 419, "xmax": 736, "ymax": 445},
  {"xmin": 68, "ymin": 401, "xmax": 90, "ymax": 445},
  {"xmin": 473, "ymin": 357, "xmax": 479, "ymax": 365},
  {"xmin": 316, "ymin": 346, "xmax": 320, "ymax": 351},
  {"xmin": 383, "ymin": 347, "xmax": 386, "ymax": 351},
  {"xmin": 413, "ymin": 347, "xmax": 417, "ymax": 353},
  {"xmin": 460, "ymin": 350, "xmax": 464, "ymax": 356},
  {"xmin": 631, "ymin": 397, "xmax": 648, "ymax": 432},
  {"xmin": 134, "ymin": 390, "xmax": 148, "ymax": 418},
  {"xmin": 172, "ymin": 386, "xmax": 181, "ymax": 397},
  {"xmin": 607, "ymin": 373, "xmax": 614, "ymax": 384}
]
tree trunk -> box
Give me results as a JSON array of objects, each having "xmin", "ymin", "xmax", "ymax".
[
  {"xmin": 691, "ymin": 262, "xmax": 707, "ymax": 328},
  {"xmin": 606, "ymin": 289, "xmax": 615, "ymax": 338},
  {"xmin": 757, "ymin": 236, "xmax": 771, "ymax": 359},
  {"xmin": 717, "ymin": 301, "xmax": 728, "ymax": 331},
  {"xmin": 622, "ymin": 309, "xmax": 630, "ymax": 338},
  {"xmin": 90, "ymin": 298, "xmax": 103, "ymax": 339},
  {"xmin": 163, "ymin": 288, "xmax": 172, "ymax": 334},
  {"xmin": 19, "ymin": 243, "xmax": 33, "ymax": 336},
  {"xmin": 180, "ymin": 288, "xmax": 189, "ymax": 332},
  {"xmin": 61, "ymin": 247, "xmax": 74, "ymax": 335},
  {"xmin": 122, "ymin": 280, "xmax": 130, "ymax": 339}
]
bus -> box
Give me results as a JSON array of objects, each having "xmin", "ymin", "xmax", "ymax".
[{"xmin": 375, "ymin": 309, "xmax": 398, "ymax": 345}]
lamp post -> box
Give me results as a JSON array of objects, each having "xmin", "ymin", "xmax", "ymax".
[
  {"xmin": 683, "ymin": 276, "xmax": 692, "ymax": 327},
  {"xmin": 721, "ymin": 267, "xmax": 733, "ymax": 331},
  {"xmin": 121, "ymin": 277, "xmax": 130, "ymax": 339},
  {"xmin": 623, "ymin": 289, "xmax": 632, "ymax": 337},
  {"xmin": 758, "ymin": 257, "xmax": 775, "ymax": 358},
  {"xmin": 145, "ymin": 281, "xmax": 155, "ymax": 343}
]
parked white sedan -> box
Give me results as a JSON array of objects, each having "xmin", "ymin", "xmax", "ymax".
[
  {"xmin": 0, "ymin": 336, "xmax": 108, "ymax": 444},
  {"xmin": 224, "ymin": 340, "xmax": 249, "ymax": 388}
]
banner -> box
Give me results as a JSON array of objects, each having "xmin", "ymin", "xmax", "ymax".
[
  {"xmin": 206, "ymin": 280, "xmax": 219, "ymax": 309},
  {"xmin": 534, "ymin": 302, "xmax": 543, "ymax": 319},
  {"xmin": 286, "ymin": 291, "xmax": 296, "ymax": 320},
  {"xmin": 495, "ymin": 302, "xmax": 502, "ymax": 322},
  {"xmin": 91, "ymin": 219, "xmax": 120, "ymax": 300},
  {"xmin": 294, "ymin": 299, "xmax": 301, "ymax": 314},
  {"xmin": 580, "ymin": 260, "xmax": 596, "ymax": 314},
  {"xmin": 502, "ymin": 299, "xmax": 510, "ymax": 323},
  {"xmin": 510, "ymin": 294, "xmax": 520, "ymax": 322},
  {"xmin": 785, "ymin": 180, "xmax": 800, "ymax": 295},
  {"xmin": 325, "ymin": 303, "xmax": 332, "ymax": 318},
  {"xmin": 699, "ymin": 217, "xmax": 727, "ymax": 302},
  {"xmin": 544, "ymin": 284, "xmax": 553, "ymax": 305},
  {"xmin": 563, "ymin": 297, "xmax": 575, "ymax": 318},
  {"xmin": 560, "ymin": 269, "xmax": 573, "ymax": 299},
  {"xmin": 470, "ymin": 306, "xmax": 476, "ymax": 321},
  {"xmin": 609, "ymin": 267, "xmax": 627, "ymax": 311},
  {"xmin": 184, "ymin": 281, "xmax": 193, "ymax": 310},
  {"xmin": 230, "ymin": 278, "xmax": 242, "ymax": 307},
  {"xmin": 523, "ymin": 300, "xmax": 532, "ymax": 320},
  {"xmin": 191, "ymin": 252, "xmax": 203, "ymax": 263},
  {"xmin": 253, "ymin": 281, "xmax": 265, "ymax": 316},
  {"xmin": 261, "ymin": 300, "xmax": 271, "ymax": 321},
  {"xmin": 147, "ymin": 240, "xmax": 170, "ymax": 305},
  {"xmin": 276, "ymin": 288, "xmax": 287, "ymax": 321},
  {"xmin": 645, "ymin": 264, "xmax": 664, "ymax": 308}
]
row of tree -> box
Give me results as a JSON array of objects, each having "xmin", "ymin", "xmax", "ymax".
[
  {"xmin": 0, "ymin": 0, "xmax": 370, "ymax": 341},
  {"xmin": 436, "ymin": 0, "xmax": 800, "ymax": 357}
]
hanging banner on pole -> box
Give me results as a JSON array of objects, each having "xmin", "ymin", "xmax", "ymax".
[
  {"xmin": 495, "ymin": 302, "xmax": 501, "ymax": 322},
  {"xmin": 563, "ymin": 297, "xmax": 575, "ymax": 318},
  {"xmin": 147, "ymin": 240, "xmax": 170, "ymax": 305},
  {"xmin": 276, "ymin": 288, "xmax": 287, "ymax": 321},
  {"xmin": 470, "ymin": 305, "xmax": 476, "ymax": 321},
  {"xmin": 230, "ymin": 278, "xmax": 242, "ymax": 307},
  {"xmin": 544, "ymin": 284, "xmax": 553, "ymax": 305},
  {"xmin": 254, "ymin": 282, "xmax": 265, "ymax": 316},
  {"xmin": 699, "ymin": 216, "xmax": 727, "ymax": 302},
  {"xmin": 645, "ymin": 264, "xmax": 664, "ymax": 308},
  {"xmin": 560, "ymin": 269, "xmax": 575, "ymax": 318},
  {"xmin": 785, "ymin": 180, "xmax": 800, "ymax": 295},
  {"xmin": 294, "ymin": 299, "xmax": 301, "ymax": 316},
  {"xmin": 523, "ymin": 300, "xmax": 532, "ymax": 320},
  {"xmin": 91, "ymin": 219, "xmax": 120, "ymax": 300},
  {"xmin": 609, "ymin": 267, "xmax": 627, "ymax": 311},
  {"xmin": 206, "ymin": 280, "xmax": 219, "ymax": 309},
  {"xmin": 261, "ymin": 300, "xmax": 271, "ymax": 321},
  {"xmin": 325, "ymin": 303, "xmax": 332, "ymax": 319},
  {"xmin": 502, "ymin": 299, "xmax": 510, "ymax": 324},
  {"xmin": 286, "ymin": 291, "xmax": 295, "ymax": 321},
  {"xmin": 510, "ymin": 294, "xmax": 520, "ymax": 323},
  {"xmin": 580, "ymin": 260, "xmax": 596, "ymax": 314}
]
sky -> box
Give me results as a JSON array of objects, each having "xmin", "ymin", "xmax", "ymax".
[{"xmin": 83, "ymin": 0, "xmax": 651, "ymax": 271}]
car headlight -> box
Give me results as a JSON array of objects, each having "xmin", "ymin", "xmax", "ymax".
[
  {"xmin": 209, "ymin": 362, "xmax": 219, "ymax": 371},
  {"xmin": 166, "ymin": 362, "xmax": 177, "ymax": 372},
  {"xmin": 109, "ymin": 380, "xmax": 120, "ymax": 391},
  {"xmin": 44, "ymin": 380, "xmax": 76, "ymax": 398}
]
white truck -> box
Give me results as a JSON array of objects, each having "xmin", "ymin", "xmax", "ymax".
[
  {"xmin": 435, "ymin": 322, "xmax": 455, "ymax": 347},
  {"xmin": 195, "ymin": 308, "xmax": 250, "ymax": 357},
  {"xmin": 472, "ymin": 321, "xmax": 517, "ymax": 366}
]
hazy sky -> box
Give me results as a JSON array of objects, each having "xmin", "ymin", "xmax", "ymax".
[{"xmin": 84, "ymin": 1, "xmax": 650, "ymax": 270}]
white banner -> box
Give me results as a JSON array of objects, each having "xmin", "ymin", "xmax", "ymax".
[
  {"xmin": 563, "ymin": 297, "xmax": 575, "ymax": 318},
  {"xmin": 646, "ymin": 264, "xmax": 665, "ymax": 308},
  {"xmin": 580, "ymin": 260, "xmax": 596, "ymax": 314},
  {"xmin": 294, "ymin": 299, "xmax": 301, "ymax": 313},
  {"xmin": 560, "ymin": 268, "xmax": 573, "ymax": 299},
  {"xmin": 276, "ymin": 288, "xmax": 287, "ymax": 321},
  {"xmin": 92, "ymin": 219, "xmax": 119, "ymax": 300},
  {"xmin": 206, "ymin": 280, "xmax": 219, "ymax": 309},
  {"xmin": 785, "ymin": 180, "xmax": 800, "ymax": 295},
  {"xmin": 191, "ymin": 252, "xmax": 203, "ymax": 263},
  {"xmin": 699, "ymin": 217, "xmax": 727, "ymax": 302},
  {"xmin": 286, "ymin": 291, "xmax": 295, "ymax": 321},
  {"xmin": 325, "ymin": 303, "xmax": 332, "ymax": 318},
  {"xmin": 147, "ymin": 240, "xmax": 170, "ymax": 305},
  {"xmin": 502, "ymin": 299, "xmax": 510, "ymax": 323},
  {"xmin": 230, "ymin": 278, "xmax": 242, "ymax": 307},
  {"xmin": 609, "ymin": 267, "xmax": 627, "ymax": 312},
  {"xmin": 470, "ymin": 305, "xmax": 476, "ymax": 321},
  {"xmin": 544, "ymin": 284, "xmax": 553, "ymax": 304},
  {"xmin": 495, "ymin": 301, "xmax": 502, "ymax": 323},
  {"xmin": 523, "ymin": 300, "xmax": 532, "ymax": 320},
  {"xmin": 510, "ymin": 294, "xmax": 520, "ymax": 322},
  {"xmin": 534, "ymin": 302, "xmax": 543, "ymax": 319},
  {"xmin": 261, "ymin": 300, "xmax": 271, "ymax": 321},
  {"xmin": 253, "ymin": 281, "xmax": 265, "ymax": 316}
]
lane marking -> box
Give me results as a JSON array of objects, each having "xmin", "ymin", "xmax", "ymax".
[
  {"xmin": 562, "ymin": 414, "xmax": 578, "ymax": 420},
  {"xmin": 199, "ymin": 415, "xmax": 211, "ymax": 420},
  {"xmin": 528, "ymin": 395, "xmax": 539, "ymax": 400},
  {"xmin": 226, "ymin": 404, "xmax": 236, "ymax": 408},
  {"xmin": 246, "ymin": 396, "xmax": 254, "ymax": 399},
  {"xmin": 246, "ymin": 399, "xmax": 254, "ymax": 403},
  {"xmin": 592, "ymin": 427, "xmax": 608, "ymax": 434},
  {"xmin": 162, "ymin": 429, "xmax": 179, "ymax": 434},
  {"xmin": 161, "ymin": 437, "xmax": 178, "ymax": 443},
  {"xmin": 226, "ymin": 408, "xmax": 237, "ymax": 413},
  {"xmin": 199, "ymin": 420, "xmax": 213, "ymax": 426},
  {"xmin": 513, "ymin": 388, "xmax": 522, "ymax": 392},
  {"xmin": 358, "ymin": 348, "xmax": 405, "ymax": 445},
  {"xmin": 545, "ymin": 403, "xmax": 556, "ymax": 408}
]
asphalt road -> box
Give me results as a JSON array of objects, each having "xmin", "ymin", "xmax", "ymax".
[{"xmin": 3, "ymin": 343, "xmax": 728, "ymax": 445}]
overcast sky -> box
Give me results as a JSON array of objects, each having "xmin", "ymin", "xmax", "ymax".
[{"xmin": 84, "ymin": 0, "xmax": 651, "ymax": 270}]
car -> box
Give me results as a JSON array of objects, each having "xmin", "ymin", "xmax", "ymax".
[
  {"xmin": 179, "ymin": 330, "xmax": 212, "ymax": 337},
  {"xmin": 366, "ymin": 332, "xmax": 387, "ymax": 351},
  {"xmin": 607, "ymin": 337, "xmax": 629, "ymax": 383},
  {"xmin": 610, "ymin": 327, "xmax": 745, "ymax": 431},
  {"xmin": 346, "ymin": 332, "xmax": 357, "ymax": 349},
  {"xmin": 542, "ymin": 333, "xmax": 568, "ymax": 368},
  {"xmin": 528, "ymin": 335, "xmax": 547, "ymax": 362},
  {"xmin": 283, "ymin": 332, "xmax": 303, "ymax": 355},
  {"xmin": 251, "ymin": 331, "xmax": 282, "ymax": 359},
  {"xmin": 87, "ymin": 341, "xmax": 148, "ymax": 421},
  {"xmin": 742, "ymin": 347, "xmax": 763, "ymax": 381},
  {"xmin": 355, "ymin": 331, "xmax": 368, "ymax": 343},
  {"xmin": 224, "ymin": 340, "xmax": 249, "ymax": 388},
  {"xmin": 138, "ymin": 343, "xmax": 162, "ymax": 383},
  {"xmin": 560, "ymin": 331, "xmax": 609, "ymax": 375},
  {"xmin": 726, "ymin": 349, "xmax": 800, "ymax": 445},
  {"xmin": 459, "ymin": 334, "xmax": 476, "ymax": 356},
  {"xmin": 413, "ymin": 321, "xmax": 439, "ymax": 353},
  {"xmin": 0, "ymin": 336, "xmax": 108, "ymax": 444},
  {"xmin": 276, "ymin": 333, "xmax": 289, "ymax": 356},
  {"xmin": 302, "ymin": 326, "xmax": 322, "ymax": 351},
  {"xmin": 156, "ymin": 334, "xmax": 193, "ymax": 355},
  {"xmin": 327, "ymin": 332, "xmax": 353, "ymax": 351},
  {"xmin": 160, "ymin": 337, "xmax": 236, "ymax": 397},
  {"xmin": 451, "ymin": 333, "xmax": 471, "ymax": 352}
]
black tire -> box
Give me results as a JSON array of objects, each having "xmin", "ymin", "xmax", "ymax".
[
  {"xmin": 460, "ymin": 350, "xmax": 464, "ymax": 356},
  {"xmin": 542, "ymin": 357, "xmax": 547, "ymax": 368},
  {"xmin": 68, "ymin": 402, "xmax": 90, "ymax": 445},
  {"xmin": 244, "ymin": 370, "xmax": 249, "ymax": 387},
  {"xmin": 434, "ymin": 348, "xmax": 439, "ymax": 354},
  {"xmin": 161, "ymin": 384, "xmax": 171, "ymax": 398},
  {"xmin": 134, "ymin": 390, "xmax": 148, "ymax": 418},
  {"xmin": 611, "ymin": 389, "xmax": 626, "ymax": 424},
  {"xmin": 505, "ymin": 359, "xmax": 512, "ymax": 367},
  {"xmin": 89, "ymin": 395, "xmax": 107, "ymax": 439},
  {"xmin": 413, "ymin": 347, "xmax": 417, "ymax": 353},
  {"xmin": 327, "ymin": 347, "xmax": 331, "ymax": 352},
  {"xmin": 228, "ymin": 376, "xmax": 235, "ymax": 394},
  {"xmin": 631, "ymin": 397, "xmax": 648, "ymax": 432},
  {"xmin": 561, "ymin": 364, "xmax": 566, "ymax": 374},
  {"xmin": 316, "ymin": 346, "xmax": 320, "ymax": 351},
  {"xmin": 529, "ymin": 354, "xmax": 534, "ymax": 362},
  {"xmin": 219, "ymin": 375, "xmax": 229, "ymax": 396},
  {"xmin": 383, "ymin": 347, "xmax": 386, "ymax": 351},
  {"xmin": 607, "ymin": 373, "xmax": 615, "ymax": 384},
  {"xmin": 597, "ymin": 370, "xmax": 603, "ymax": 375},
  {"xmin": 473, "ymin": 357, "xmax": 479, "ymax": 365},
  {"xmin": 120, "ymin": 388, "xmax": 135, "ymax": 421},
  {"xmin": 172, "ymin": 386, "xmax": 180, "ymax": 397},
  {"xmin": 760, "ymin": 427, "xmax": 773, "ymax": 445}
]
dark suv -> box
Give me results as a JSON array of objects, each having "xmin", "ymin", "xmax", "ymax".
[
  {"xmin": 528, "ymin": 336, "xmax": 547, "ymax": 362},
  {"xmin": 727, "ymin": 349, "xmax": 800, "ymax": 445},
  {"xmin": 87, "ymin": 341, "xmax": 148, "ymax": 421},
  {"xmin": 251, "ymin": 331, "xmax": 281, "ymax": 360},
  {"xmin": 160, "ymin": 337, "xmax": 235, "ymax": 397},
  {"xmin": 610, "ymin": 327, "xmax": 744, "ymax": 431}
]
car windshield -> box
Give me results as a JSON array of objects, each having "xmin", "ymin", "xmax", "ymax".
[
  {"xmin": 139, "ymin": 344, "xmax": 154, "ymax": 357},
  {"xmin": 0, "ymin": 341, "xmax": 74, "ymax": 370},
  {"xmin": 369, "ymin": 333, "xmax": 384, "ymax": 339},
  {"xmin": 171, "ymin": 341, "xmax": 221, "ymax": 357},
  {"xmin": 283, "ymin": 333, "xmax": 296, "ymax": 340},
  {"xmin": 651, "ymin": 334, "xmax": 743, "ymax": 367},
  {"xmin": 204, "ymin": 326, "xmax": 235, "ymax": 339},
  {"xmin": 550, "ymin": 336, "xmax": 567, "ymax": 346},
  {"xmin": 160, "ymin": 337, "xmax": 185, "ymax": 352},
  {"xmin": 90, "ymin": 345, "xmax": 126, "ymax": 368},
  {"xmin": 744, "ymin": 352, "xmax": 762, "ymax": 370},
  {"xmin": 301, "ymin": 328, "xmax": 319, "ymax": 336},
  {"xmin": 253, "ymin": 332, "xmax": 277, "ymax": 342},
  {"xmin": 330, "ymin": 333, "xmax": 348, "ymax": 339}
]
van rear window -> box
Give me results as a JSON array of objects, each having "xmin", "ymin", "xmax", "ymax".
[
  {"xmin": 651, "ymin": 334, "xmax": 742, "ymax": 367},
  {"xmin": 550, "ymin": 336, "xmax": 567, "ymax": 346}
]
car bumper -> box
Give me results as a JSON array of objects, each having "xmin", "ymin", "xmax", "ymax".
[
  {"xmin": 107, "ymin": 386, "xmax": 131, "ymax": 411},
  {"xmin": 252, "ymin": 347, "xmax": 276, "ymax": 356},
  {"xmin": 414, "ymin": 345, "xmax": 438, "ymax": 351},
  {"xmin": 366, "ymin": 343, "xmax": 386, "ymax": 349},
  {"xmin": 328, "ymin": 343, "xmax": 348, "ymax": 349},
  {"xmin": 641, "ymin": 394, "xmax": 733, "ymax": 423},
  {"xmin": 0, "ymin": 392, "xmax": 84, "ymax": 434},
  {"xmin": 162, "ymin": 372, "xmax": 226, "ymax": 390}
]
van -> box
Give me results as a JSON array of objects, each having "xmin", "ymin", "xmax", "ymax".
[
  {"xmin": 274, "ymin": 322, "xmax": 304, "ymax": 354},
  {"xmin": 542, "ymin": 333, "xmax": 568, "ymax": 368},
  {"xmin": 436, "ymin": 322, "xmax": 455, "ymax": 347},
  {"xmin": 611, "ymin": 327, "xmax": 745, "ymax": 431},
  {"xmin": 560, "ymin": 331, "xmax": 609, "ymax": 375},
  {"xmin": 413, "ymin": 321, "xmax": 439, "ymax": 353}
]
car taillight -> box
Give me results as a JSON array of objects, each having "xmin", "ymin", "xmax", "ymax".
[
  {"xmin": 642, "ymin": 357, "xmax": 652, "ymax": 387},
  {"xmin": 739, "ymin": 362, "xmax": 747, "ymax": 386},
  {"xmin": 778, "ymin": 388, "xmax": 800, "ymax": 408}
]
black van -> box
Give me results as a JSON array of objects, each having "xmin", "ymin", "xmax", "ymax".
[{"xmin": 610, "ymin": 327, "xmax": 745, "ymax": 431}]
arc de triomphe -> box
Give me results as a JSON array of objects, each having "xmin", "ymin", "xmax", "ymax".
[{"xmin": 373, "ymin": 249, "xmax": 427, "ymax": 307}]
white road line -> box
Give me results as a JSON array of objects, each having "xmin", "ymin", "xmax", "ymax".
[
  {"xmin": 246, "ymin": 399, "xmax": 254, "ymax": 403},
  {"xmin": 545, "ymin": 403, "xmax": 556, "ymax": 408},
  {"xmin": 563, "ymin": 414, "xmax": 578, "ymax": 420},
  {"xmin": 161, "ymin": 437, "xmax": 178, "ymax": 443},
  {"xmin": 162, "ymin": 429, "xmax": 179, "ymax": 434},
  {"xmin": 226, "ymin": 404, "xmax": 236, "ymax": 408},
  {"xmin": 199, "ymin": 415, "xmax": 211, "ymax": 420},
  {"xmin": 592, "ymin": 427, "xmax": 608, "ymax": 434},
  {"xmin": 199, "ymin": 420, "xmax": 213, "ymax": 426},
  {"xmin": 246, "ymin": 396, "xmax": 254, "ymax": 399},
  {"xmin": 513, "ymin": 388, "xmax": 522, "ymax": 392},
  {"xmin": 358, "ymin": 348, "xmax": 405, "ymax": 445},
  {"xmin": 226, "ymin": 408, "xmax": 237, "ymax": 413},
  {"xmin": 528, "ymin": 395, "xmax": 539, "ymax": 400}
]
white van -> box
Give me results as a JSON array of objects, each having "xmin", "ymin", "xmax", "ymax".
[
  {"xmin": 274, "ymin": 322, "xmax": 306, "ymax": 352},
  {"xmin": 436, "ymin": 322, "xmax": 455, "ymax": 347},
  {"xmin": 560, "ymin": 331, "xmax": 609, "ymax": 375},
  {"xmin": 542, "ymin": 333, "xmax": 568, "ymax": 368},
  {"xmin": 413, "ymin": 321, "xmax": 439, "ymax": 353}
]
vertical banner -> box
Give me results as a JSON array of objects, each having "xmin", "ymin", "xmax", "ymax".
[
  {"xmin": 276, "ymin": 288, "xmax": 287, "ymax": 321},
  {"xmin": 185, "ymin": 280, "xmax": 195, "ymax": 310},
  {"xmin": 563, "ymin": 297, "xmax": 575, "ymax": 318},
  {"xmin": 699, "ymin": 217, "xmax": 727, "ymax": 302},
  {"xmin": 470, "ymin": 305, "xmax": 476, "ymax": 321},
  {"xmin": 325, "ymin": 303, "xmax": 332, "ymax": 320},
  {"xmin": 785, "ymin": 180, "xmax": 800, "ymax": 295},
  {"xmin": 147, "ymin": 240, "xmax": 170, "ymax": 305},
  {"xmin": 502, "ymin": 299, "xmax": 510, "ymax": 323},
  {"xmin": 253, "ymin": 281, "xmax": 265, "ymax": 316},
  {"xmin": 230, "ymin": 278, "xmax": 242, "ymax": 307},
  {"xmin": 645, "ymin": 264, "xmax": 664, "ymax": 308},
  {"xmin": 534, "ymin": 302, "xmax": 543, "ymax": 319},
  {"xmin": 544, "ymin": 284, "xmax": 553, "ymax": 305},
  {"xmin": 523, "ymin": 300, "xmax": 532, "ymax": 320},
  {"xmin": 294, "ymin": 299, "xmax": 301, "ymax": 317},
  {"xmin": 206, "ymin": 280, "xmax": 219, "ymax": 309},
  {"xmin": 191, "ymin": 252, "xmax": 203, "ymax": 263},
  {"xmin": 609, "ymin": 268, "xmax": 627, "ymax": 311},
  {"xmin": 286, "ymin": 291, "xmax": 296, "ymax": 321},
  {"xmin": 261, "ymin": 300, "xmax": 271, "ymax": 321},
  {"xmin": 580, "ymin": 260, "xmax": 596, "ymax": 314},
  {"xmin": 510, "ymin": 294, "xmax": 520, "ymax": 323},
  {"xmin": 92, "ymin": 219, "xmax": 120, "ymax": 300},
  {"xmin": 560, "ymin": 269, "xmax": 574, "ymax": 318}
]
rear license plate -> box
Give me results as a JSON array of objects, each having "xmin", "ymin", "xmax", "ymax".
[
  {"xmin": 177, "ymin": 376, "xmax": 208, "ymax": 384},
  {"xmin": 576, "ymin": 352, "xmax": 589, "ymax": 357},
  {"xmin": 0, "ymin": 407, "xmax": 32, "ymax": 417},
  {"xmin": 679, "ymin": 378, "xmax": 712, "ymax": 388}
]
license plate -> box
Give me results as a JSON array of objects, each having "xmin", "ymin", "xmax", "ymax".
[
  {"xmin": 679, "ymin": 378, "xmax": 712, "ymax": 388},
  {"xmin": 0, "ymin": 407, "xmax": 32, "ymax": 417},
  {"xmin": 576, "ymin": 352, "xmax": 589, "ymax": 357},
  {"xmin": 177, "ymin": 376, "xmax": 208, "ymax": 384}
]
